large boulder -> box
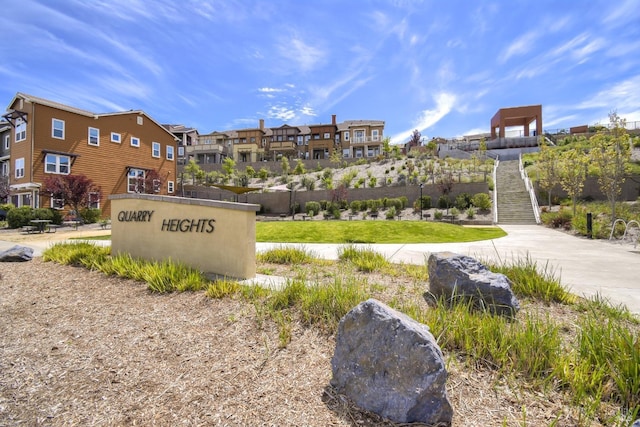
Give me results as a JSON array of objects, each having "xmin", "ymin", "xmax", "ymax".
[
  {"xmin": 427, "ymin": 252, "xmax": 519, "ymax": 316},
  {"xmin": 331, "ymin": 299, "xmax": 453, "ymax": 425},
  {"xmin": 0, "ymin": 245, "xmax": 34, "ymax": 262}
]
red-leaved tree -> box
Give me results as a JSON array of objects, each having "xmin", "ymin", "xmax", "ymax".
[{"xmin": 43, "ymin": 174, "xmax": 101, "ymax": 215}]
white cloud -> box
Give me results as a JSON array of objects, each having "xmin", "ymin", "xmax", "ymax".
[
  {"xmin": 278, "ymin": 34, "xmax": 326, "ymax": 73},
  {"xmin": 498, "ymin": 31, "xmax": 540, "ymax": 64},
  {"xmin": 300, "ymin": 105, "xmax": 316, "ymax": 116},
  {"xmin": 390, "ymin": 92, "xmax": 456, "ymax": 144},
  {"xmin": 268, "ymin": 106, "xmax": 296, "ymax": 121},
  {"xmin": 258, "ymin": 87, "xmax": 283, "ymax": 93},
  {"xmin": 577, "ymin": 75, "xmax": 640, "ymax": 111}
]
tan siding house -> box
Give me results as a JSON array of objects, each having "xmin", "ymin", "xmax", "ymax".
[{"xmin": 3, "ymin": 93, "xmax": 178, "ymax": 217}]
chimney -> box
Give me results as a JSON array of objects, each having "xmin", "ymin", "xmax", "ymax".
[
  {"xmin": 331, "ymin": 114, "xmax": 336, "ymax": 125},
  {"xmin": 259, "ymin": 119, "xmax": 264, "ymax": 130}
]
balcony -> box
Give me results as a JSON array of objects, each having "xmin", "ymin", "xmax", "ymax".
[
  {"xmin": 185, "ymin": 144, "xmax": 225, "ymax": 155},
  {"xmin": 350, "ymin": 135, "xmax": 383, "ymax": 144},
  {"xmin": 269, "ymin": 141, "xmax": 296, "ymax": 151}
]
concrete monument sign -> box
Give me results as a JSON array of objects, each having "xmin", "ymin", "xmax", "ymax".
[{"xmin": 109, "ymin": 194, "xmax": 260, "ymax": 279}]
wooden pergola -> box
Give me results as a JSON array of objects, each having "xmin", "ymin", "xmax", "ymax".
[{"xmin": 490, "ymin": 105, "xmax": 542, "ymax": 139}]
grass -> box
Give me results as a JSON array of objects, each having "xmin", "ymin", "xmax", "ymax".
[
  {"xmin": 256, "ymin": 220, "xmax": 505, "ymax": 243},
  {"xmin": 41, "ymin": 242, "xmax": 639, "ymax": 426}
]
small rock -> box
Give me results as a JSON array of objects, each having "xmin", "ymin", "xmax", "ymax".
[
  {"xmin": 331, "ymin": 299, "xmax": 453, "ymax": 425},
  {"xmin": 0, "ymin": 245, "xmax": 34, "ymax": 262},
  {"xmin": 428, "ymin": 252, "xmax": 519, "ymax": 316}
]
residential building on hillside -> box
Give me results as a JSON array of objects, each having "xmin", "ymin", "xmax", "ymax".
[
  {"xmin": 163, "ymin": 124, "xmax": 199, "ymax": 166},
  {"xmin": 2, "ymin": 93, "xmax": 178, "ymax": 216},
  {"xmin": 183, "ymin": 115, "xmax": 385, "ymax": 166},
  {"xmin": 0, "ymin": 121, "xmax": 10, "ymax": 191}
]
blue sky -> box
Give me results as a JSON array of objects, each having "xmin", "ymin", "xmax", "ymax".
[{"xmin": 1, "ymin": 0, "xmax": 639, "ymax": 144}]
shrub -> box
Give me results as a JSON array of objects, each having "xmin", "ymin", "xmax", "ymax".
[
  {"xmin": 455, "ymin": 193, "xmax": 472, "ymax": 210},
  {"xmin": 399, "ymin": 196, "xmax": 408, "ymax": 209},
  {"xmin": 434, "ymin": 210, "xmax": 443, "ymax": 220},
  {"xmin": 385, "ymin": 206, "xmax": 397, "ymax": 220},
  {"xmin": 450, "ymin": 207, "xmax": 460, "ymax": 219},
  {"xmin": 7, "ymin": 206, "xmax": 34, "ymax": 228},
  {"xmin": 349, "ymin": 200, "xmax": 362, "ymax": 214},
  {"xmin": 437, "ymin": 195, "xmax": 451, "ymax": 209},
  {"xmin": 305, "ymin": 201, "xmax": 321, "ymax": 215},
  {"xmin": 319, "ymin": 200, "xmax": 330, "ymax": 210},
  {"xmin": 466, "ymin": 207, "xmax": 476, "ymax": 219},
  {"xmin": 542, "ymin": 208, "xmax": 573, "ymax": 229},
  {"xmin": 472, "ymin": 193, "xmax": 492, "ymax": 211},
  {"xmin": 385, "ymin": 198, "xmax": 403, "ymax": 211},
  {"xmin": 0, "ymin": 203, "xmax": 15, "ymax": 212},
  {"xmin": 79, "ymin": 208, "xmax": 101, "ymax": 224},
  {"xmin": 416, "ymin": 195, "xmax": 431, "ymax": 210}
]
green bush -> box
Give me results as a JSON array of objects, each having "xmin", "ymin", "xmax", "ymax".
[
  {"xmin": 466, "ymin": 207, "xmax": 476, "ymax": 219},
  {"xmin": 385, "ymin": 206, "xmax": 397, "ymax": 220},
  {"xmin": 399, "ymin": 196, "xmax": 408, "ymax": 209},
  {"xmin": 455, "ymin": 193, "xmax": 472, "ymax": 210},
  {"xmin": 349, "ymin": 200, "xmax": 362, "ymax": 214},
  {"xmin": 450, "ymin": 207, "xmax": 460, "ymax": 219},
  {"xmin": 434, "ymin": 210, "xmax": 443, "ymax": 220},
  {"xmin": 471, "ymin": 193, "xmax": 492, "ymax": 211},
  {"xmin": 541, "ymin": 208, "xmax": 573, "ymax": 229},
  {"xmin": 0, "ymin": 203, "xmax": 15, "ymax": 212},
  {"xmin": 418, "ymin": 195, "xmax": 432, "ymax": 210},
  {"xmin": 319, "ymin": 200, "xmax": 330, "ymax": 210},
  {"xmin": 7, "ymin": 206, "xmax": 34, "ymax": 228},
  {"xmin": 305, "ymin": 201, "xmax": 321, "ymax": 215},
  {"xmin": 385, "ymin": 198, "xmax": 403, "ymax": 211},
  {"xmin": 437, "ymin": 195, "xmax": 451, "ymax": 209},
  {"xmin": 79, "ymin": 208, "xmax": 101, "ymax": 224}
]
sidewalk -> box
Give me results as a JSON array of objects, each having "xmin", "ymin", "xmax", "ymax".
[
  {"xmin": 2, "ymin": 225, "xmax": 638, "ymax": 314},
  {"xmin": 257, "ymin": 225, "xmax": 640, "ymax": 314}
]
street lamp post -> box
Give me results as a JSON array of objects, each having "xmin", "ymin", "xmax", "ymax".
[{"xmin": 419, "ymin": 183, "xmax": 423, "ymax": 220}]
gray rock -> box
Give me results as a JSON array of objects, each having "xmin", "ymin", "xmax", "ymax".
[
  {"xmin": 331, "ymin": 299, "xmax": 453, "ymax": 425},
  {"xmin": 428, "ymin": 252, "xmax": 519, "ymax": 316},
  {"xmin": 0, "ymin": 245, "xmax": 34, "ymax": 262},
  {"xmin": 632, "ymin": 419, "xmax": 640, "ymax": 427}
]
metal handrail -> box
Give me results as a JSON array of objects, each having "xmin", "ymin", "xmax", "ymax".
[
  {"xmin": 519, "ymin": 154, "xmax": 541, "ymax": 224},
  {"xmin": 492, "ymin": 155, "xmax": 499, "ymax": 224}
]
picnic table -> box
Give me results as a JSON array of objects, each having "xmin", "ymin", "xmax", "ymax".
[{"xmin": 29, "ymin": 219, "xmax": 51, "ymax": 233}]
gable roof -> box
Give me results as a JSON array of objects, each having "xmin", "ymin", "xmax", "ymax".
[{"xmin": 6, "ymin": 92, "xmax": 178, "ymax": 141}]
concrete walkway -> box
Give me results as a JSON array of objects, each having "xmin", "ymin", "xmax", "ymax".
[
  {"xmin": 257, "ymin": 225, "xmax": 640, "ymax": 314},
  {"xmin": 2, "ymin": 225, "xmax": 638, "ymax": 314}
]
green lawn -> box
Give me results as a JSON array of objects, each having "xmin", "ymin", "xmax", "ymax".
[{"xmin": 256, "ymin": 220, "xmax": 506, "ymax": 243}]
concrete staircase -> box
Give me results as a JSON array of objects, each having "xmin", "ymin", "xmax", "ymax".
[{"xmin": 496, "ymin": 160, "xmax": 538, "ymax": 224}]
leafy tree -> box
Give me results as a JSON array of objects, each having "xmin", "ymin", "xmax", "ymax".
[
  {"xmin": 293, "ymin": 159, "xmax": 306, "ymax": 175},
  {"xmin": 382, "ymin": 137, "xmax": 392, "ymax": 158},
  {"xmin": 281, "ymin": 157, "xmax": 290, "ymax": 176},
  {"xmin": 43, "ymin": 174, "xmax": 100, "ymax": 216},
  {"xmin": 0, "ymin": 175, "xmax": 9, "ymax": 203},
  {"xmin": 222, "ymin": 157, "xmax": 236, "ymax": 177},
  {"xmin": 537, "ymin": 143, "xmax": 560, "ymax": 208},
  {"xmin": 559, "ymin": 148, "xmax": 588, "ymax": 216},
  {"xmin": 329, "ymin": 149, "xmax": 342, "ymax": 166},
  {"xmin": 258, "ymin": 167, "xmax": 269, "ymax": 181},
  {"xmin": 407, "ymin": 129, "xmax": 421, "ymax": 150},
  {"xmin": 589, "ymin": 112, "xmax": 631, "ymax": 222},
  {"xmin": 245, "ymin": 165, "xmax": 256, "ymax": 178},
  {"xmin": 184, "ymin": 159, "xmax": 201, "ymax": 185}
]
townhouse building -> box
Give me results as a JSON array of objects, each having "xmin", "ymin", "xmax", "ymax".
[
  {"xmin": 183, "ymin": 115, "xmax": 385, "ymax": 167},
  {"xmin": 1, "ymin": 121, "xmax": 10, "ymax": 190},
  {"xmin": 2, "ymin": 93, "xmax": 178, "ymax": 216}
]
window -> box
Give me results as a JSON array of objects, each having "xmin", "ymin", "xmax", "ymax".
[
  {"xmin": 45, "ymin": 153, "xmax": 70, "ymax": 174},
  {"xmin": 344, "ymin": 131, "xmax": 349, "ymax": 141},
  {"xmin": 152, "ymin": 179, "xmax": 161, "ymax": 193},
  {"xmin": 297, "ymin": 136, "xmax": 303, "ymax": 146},
  {"xmin": 178, "ymin": 146, "xmax": 185, "ymax": 157},
  {"xmin": 168, "ymin": 181, "xmax": 175, "ymax": 193},
  {"xmin": 137, "ymin": 116, "xmax": 143, "ymax": 125},
  {"xmin": 128, "ymin": 168, "xmax": 145, "ymax": 193},
  {"xmin": 88, "ymin": 192, "xmax": 100, "ymax": 209},
  {"xmin": 15, "ymin": 157, "xmax": 24, "ymax": 178},
  {"xmin": 372, "ymin": 129, "xmax": 379, "ymax": 141},
  {"xmin": 88, "ymin": 127, "xmax": 99, "ymax": 146},
  {"xmin": 52, "ymin": 119, "xmax": 65, "ymax": 139},
  {"xmin": 152, "ymin": 142, "xmax": 161, "ymax": 158},
  {"xmin": 131, "ymin": 136, "xmax": 140, "ymax": 147},
  {"xmin": 166, "ymin": 145, "xmax": 174, "ymax": 160},
  {"xmin": 324, "ymin": 132, "xmax": 330, "ymax": 139},
  {"xmin": 342, "ymin": 148, "xmax": 350, "ymax": 158},
  {"xmin": 1, "ymin": 161, "xmax": 9, "ymax": 176},
  {"xmin": 12, "ymin": 193, "xmax": 31, "ymax": 207},
  {"xmin": 3, "ymin": 134, "xmax": 8, "ymax": 149},
  {"xmin": 51, "ymin": 195, "xmax": 65, "ymax": 210},
  {"xmin": 15, "ymin": 118, "xmax": 26, "ymax": 142},
  {"xmin": 313, "ymin": 134, "xmax": 320, "ymax": 140},
  {"xmin": 354, "ymin": 130, "xmax": 365, "ymax": 143},
  {"xmin": 111, "ymin": 132, "xmax": 121, "ymax": 143}
]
